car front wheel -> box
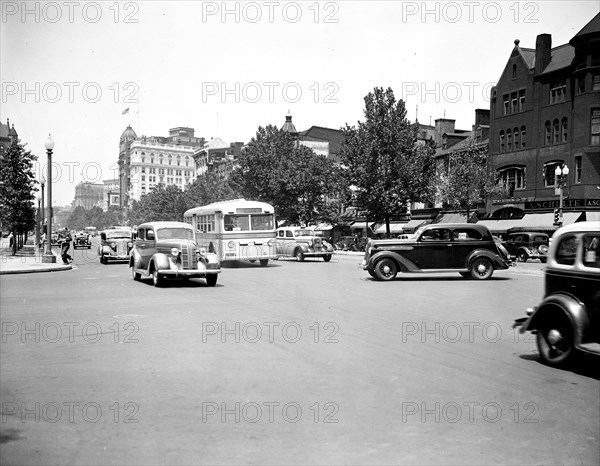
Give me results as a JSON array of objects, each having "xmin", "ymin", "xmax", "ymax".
[
  {"xmin": 536, "ymin": 314, "xmax": 575, "ymax": 366},
  {"xmin": 259, "ymin": 259, "xmax": 269, "ymax": 267},
  {"xmin": 517, "ymin": 251, "xmax": 529, "ymax": 262},
  {"xmin": 374, "ymin": 258, "xmax": 398, "ymax": 281},
  {"xmin": 323, "ymin": 254, "xmax": 332, "ymax": 262},
  {"xmin": 295, "ymin": 249, "xmax": 305, "ymax": 262},
  {"xmin": 470, "ymin": 257, "xmax": 494, "ymax": 280},
  {"xmin": 131, "ymin": 266, "xmax": 141, "ymax": 281}
]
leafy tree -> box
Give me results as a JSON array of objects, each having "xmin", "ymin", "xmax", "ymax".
[
  {"xmin": 230, "ymin": 125, "xmax": 345, "ymax": 224},
  {"xmin": 127, "ymin": 184, "xmax": 188, "ymax": 225},
  {"xmin": 67, "ymin": 206, "xmax": 87, "ymax": 230},
  {"xmin": 184, "ymin": 170, "xmax": 240, "ymax": 207},
  {"xmin": 0, "ymin": 139, "xmax": 38, "ymax": 255},
  {"xmin": 435, "ymin": 139, "xmax": 509, "ymax": 219},
  {"xmin": 339, "ymin": 87, "xmax": 436, "ymax": 237}
]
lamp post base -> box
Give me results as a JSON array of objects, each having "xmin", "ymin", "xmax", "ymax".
[{"xmin": 42, "ymin": 253, "xmax": 56, "ymax": 263}]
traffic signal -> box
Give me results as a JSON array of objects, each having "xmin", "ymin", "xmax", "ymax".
[{"xmin": 553, "ymin": 208, "xmax": 560, "ymax": 226}]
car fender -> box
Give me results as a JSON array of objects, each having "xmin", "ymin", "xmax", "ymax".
[
  {"xmin": 368, "ymin": 250, "xmax": 419, "ymax": 272},
  {"xmin": 521, "ymin": 292, "xmax": 590, "ymax": 346},
  {"xmin": 100, "ymin": 245, "xmax": 113, "ymax": 256},
  {"xmin": 517, "ymin": 246, "xmax": 533, "ymax": 256},
  {"xmin": 294, "ymin": 244, "xmax": 309, "ymax": 254},
  {"xmin": 150, "ymin": 253, "xmax": 171, "ymax": 272},
  {"xmin": 465, "ymin": 249, "xmax": 504, "ymax": 269}
]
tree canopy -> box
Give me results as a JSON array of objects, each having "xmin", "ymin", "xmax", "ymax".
[
  {"xmin": 339, "ymin": 87, "xmax": 436, "ymax": 236},
  {"xmin": 0, "ymin": 139, "xmax": 38, "ymax": 254},
  {"xmin": 230, "ymin": 125, "xmax": 346, "ymax": 224}
]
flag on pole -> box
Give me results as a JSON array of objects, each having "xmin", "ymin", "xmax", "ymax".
[{"xmin": 122, "ymin": 108, "xmax": 130, "ymax": 115}]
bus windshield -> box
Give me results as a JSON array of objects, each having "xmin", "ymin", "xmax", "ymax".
[
  {"xmin": 294, "ymin": 229, "xmax": 315, "ymax": 237},
  {"xmin": 224, "ymin": 214, "xmax": 274, "ymax": 232}
]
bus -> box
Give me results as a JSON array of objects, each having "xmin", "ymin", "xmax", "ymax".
[
  {"xmin": 84, "ymin": 226, "xmax": 97, "ymax": 237},
  {"xmin": 183, "ymin": 199, "xmax": 277, "ymax": 266}
]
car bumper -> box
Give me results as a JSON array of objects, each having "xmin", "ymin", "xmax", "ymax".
[
  {"xmin": 303, "ymin": 250, "xmax": 333, "ymax": 257},
  {"xmin": 158, "ymin": 269, "xmax": 220, "ymax": 277},
  {"xmin": 103, "ymin": 254, "xmax": 130, "ymax": 261}
]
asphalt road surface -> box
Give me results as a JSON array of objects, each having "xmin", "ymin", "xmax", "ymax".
[{"xmin": 1, "ymin": 243, "xmax": 598, "ymax": 465}]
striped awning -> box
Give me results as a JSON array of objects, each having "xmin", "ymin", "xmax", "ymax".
[
  {"xmin": 374, "ymin": 222, "xmax": 406, "ymax": 234},
  {"xmin": 477, "ymin": 212, "xmax": 584, "ymax": 234},
  {"xmin": 350, "ymin": 222, "xmax": 374, "ymax": 230}
]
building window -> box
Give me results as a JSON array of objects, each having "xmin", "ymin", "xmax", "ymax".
[
  {"xmin": 168, "ymin": 155, "xmax": 173, "ymax": 165},
  {"xmin": 499, "ymin": 131, "xmax": 505, "ymax": 152},
  {"xmin": 503, "ymin": 95, "xmax": 509, "ymax": 115},
  {"xmin": 561, "ymin": 118, "xmax": 568, "ymax": 143},
  {"xmin": 544, "ymin": 161, "xmax": 564, "ymax": 187},
  {"xmin": 185, "ymin": 157, "xmax": 190, "ymax": 167},
  {"xmin": 511, "ymin": 92, "xmax": 517, "ymax": 114},
  {"xmin": 592, "ymin": 109, "xmax": 600, "ymax": 145},
  {"xmin": 177, "ymin": 156, "xmax": 181, "ymax": 166},
  {"xmin": 512, "ymin": 64, "xmax": 517, "ymax": 79},
  {"xmin": 550, "ymin": 82, "xmax": 567, "ymax": 104},
  {"xmin": 593, "ymin": 74, "xmax": 600, "ymax": 91},
  {"xmin": 141, "ymin": 176, "xmax": 145, "ymax": 181},
  {"xmin": 159, "ymin": 155, "xmax": 163, "ymax": 165},
  {"xmin": 150, "ymin": 157, "xmax": 154, "ymax": 164},
  {"xmin": 518, "ymin": 90, "xmax": 525, "ymax": 111},
  {"xmin": 513, "ymin": 127, "xmax": 520, "ymax": 149},
  {"xmin": 545, "ymin": 121, "xmax": 551, "ymax": 145},
  {"xmin": 577, "ymin": 76, "xmax": 585, "ymax": 94},
  {"xmin": 506, "ymin": 129, "xmax": 512, "ymax": 151},
  {"xmin": 575, "ymin": 156, "xmax": 582, "ymax": 183},
  {"xmin": 476, "ymin": 126, "xmax": 482, "ymax": 143},
  {"xmin": 520, "ymin": 126, "xmax": 526, "ymax": 148},
  {"xmin": 553, "ymin": 119, "xmax": 559, "ymax": 144},
  {"xmin": 498, "ymin": 166, "xmax": 526, "ymax": 194},
  {"xmin": 141, "ymin": 167, "xmax": 145, "ymax": 173}
]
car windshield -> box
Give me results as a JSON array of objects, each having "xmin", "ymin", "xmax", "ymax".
[
  {"xmin": 156, "ymin": 228, "xmax": 194, "ymax": 240},
  {"xmin": 106, "ymin": 230, "xmax": 131, "ymax": 239},
  {"xmin": 294, "ymin": 229, "xmax": 315, "ymax": 237}
]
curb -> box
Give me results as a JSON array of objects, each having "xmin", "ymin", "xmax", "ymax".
[{"xmin": 0, "ymin": 264, "xmax": 72, "ymax": 275}]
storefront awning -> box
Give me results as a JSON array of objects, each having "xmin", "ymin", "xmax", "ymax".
[
  {"xmin": 374, "ymin": 222, "xmax": 406, "ymax": 234},
  {"xmin": 403, "ymin": 219, "xmax": 428, "ymax": 232},
  {"xmin": 313, "ymin": 223, "xmax": 333, "ymax": 231},
  {"xmin": 478, "ymin": 212, "xmax": 584, "ymax": 234},
  {"xmin": 580, "ymin": 211, "xmax": 600, "ymax": 223},
  {"xmin": 350, "ymin": 222, "xmax": 374, "ymax": 230}
]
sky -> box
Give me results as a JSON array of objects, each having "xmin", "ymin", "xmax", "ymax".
[{"xmin": 2, "ymin": 0, "xmax": 599, "ymax": 206}]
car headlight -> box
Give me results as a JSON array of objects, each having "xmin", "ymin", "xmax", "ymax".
[
  {"xmin": 110, "ymin": 242, "xmax": 116, "ymax": 248},
  {"xmin": 171, "ymin": 247, "xmax": 179, "ymax": 256},
  {"xmin": 127, "ymin": 241, "xmax": 133, "ymax": 248},
  {"xmin": 227, "ymin": 241, "xmax": 235, "ymax": 249}
]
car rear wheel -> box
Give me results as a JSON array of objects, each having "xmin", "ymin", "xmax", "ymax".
[
  {"xmin": 517, "ymin": 251, "xmax": 529, "ymax": 262},
  {"xmin": 470, "ymin": 257, "xmax": 494, "ymax": 280},
  {"xmin": 295, "ymin": 249, "xmax": 305, "ymax": 262},
  {"xmin": 536, "ymin": 313, "xmax": 575, "ymax": 366},
  {"xmin": 131, "ymin": 266, "xmax": 141, "ymax": 281},
  {"xmin": 374, "ymin": 258, "xmax": 398, "ymax": 281},
  {"xmin": 540, "ymin": 257, "xmax": 547, "ymax": 263},
  {"xmin": 259, "ymin": 259, "xmax": 269, "ymax": 267},
  {"xmin": 152, "ymin": 269, "xmax": 162, "ymax": 287},
  {"xmin": 206, "ymin": 274, "xmax": 218, "ymax": 287},
  {"xmin": 323, "ymin": 254, "xmax": 332, "ymax": 262},
  {"xmin": 100, "ymin": 256, "xmax": 106, "ymax": 264}
]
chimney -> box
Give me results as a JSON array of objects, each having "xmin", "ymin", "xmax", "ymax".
[
  {"xmin": 434, "ymin": 118, "xmax": 455, "ymax": 147},
  {"xmin": 535, "ymin": 33, "xmax": 552, "ymax": 75}
]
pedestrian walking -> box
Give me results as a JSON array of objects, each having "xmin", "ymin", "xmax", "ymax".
[{"xmin": 60, "ymin": 228, "xmax": 73, "ymax": 264}]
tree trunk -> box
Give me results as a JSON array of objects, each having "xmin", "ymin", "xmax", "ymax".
[{"xmin": 385, "ymin": 215, "xmax": 391, "ymax": 239}]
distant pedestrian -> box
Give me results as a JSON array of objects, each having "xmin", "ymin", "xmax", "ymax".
[{"xmin": 60, "ymin": 228, "xmax": 72, "ymax": 264}]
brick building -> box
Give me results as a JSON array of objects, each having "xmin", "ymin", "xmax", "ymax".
[{"xmin": 486, "ymin": 13, "xmax": 600, "ymax": 229}]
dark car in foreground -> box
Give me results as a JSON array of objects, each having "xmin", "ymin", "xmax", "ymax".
[
  {"xmin": 505, "ymin": 231, "xmax": 550, "ymax": 263},
  {"xmin": 130, "ymin": 221, "xmax": 220, "ymax": 287},
  {"xmin": 513, "ymin": 221, "xmax": 600, "ymax": 367},
  {"xmin": 362, "ymin": 223, "xmax": 514, "ymax": 281}
]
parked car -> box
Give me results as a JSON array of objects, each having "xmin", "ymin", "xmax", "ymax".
[
  {"xmin": 130, "ymin": 221, "xmax": 221, "ymax": 287},
  {"xmin": 513, "ymin": 221, "xmax": 600, "ymax": 367},
  {"xmin": 275, "ymin": 226, "xmax": 334, "ymax": 262},
  {"xmin": 362, "ymin": 223, "xmax": 514, "ymax": 281},
  {"xmin": 73, "ymin": 232, "xmax": 92, "ymax": 249},
  {"xmin": 336, "ymin": 236, "xmax": 367, "ymax": 252},
  {"xmin": 504, "ymin": 231, "xmax": 550, "ymax": 263},
  {"xmin": 98, "ymin": 227, "xmax": 134, "ymax": 263}
]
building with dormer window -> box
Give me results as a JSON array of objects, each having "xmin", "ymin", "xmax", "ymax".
[{"xmin": 487, "ymin": 13, "xmax": 600, "ymax": 223}]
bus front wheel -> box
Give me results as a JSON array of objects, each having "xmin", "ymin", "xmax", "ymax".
[{"xmin": 260, "ymin": 259, "xmax": 269, "ymax": 267}]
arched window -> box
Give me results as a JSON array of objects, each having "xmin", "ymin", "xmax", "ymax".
[
  {"xmin": 561, "ymin": 117, "xmax": 568, "ymax": 143},
  {"xmin": 520, "ymin": 126, "xmax": 526, "ymax": 148},
  {"xmin": 499, "ymin": 131, "xmax": 505, "ymax": 152},
  {"xmin": 544, "ymin": 161, "xmax": 564, "ymax": 187},
  {"xmin": 177, "ymin": 155, "xmax": 181, "ymax": 166},
  {"xmin": 497, "ymin": 166, "xmax": 526, "ymax": 194},
  {"xmin": 513, "ymin": 127, "xmax": 520, "ymax": 149},
  {"xmin": 185, "ymin": 156, "xmax": 190, "ymax": 167},
  {"xmin": 159, "ymin": 155, "xmax": 164, "ymax": 165},
  {"xmin": 168, "ymin": 155, "xmax": 173, "ymax": 165},
  {"xmin": 553, "ymin": 119, "xmax": 559, "ymax": 144},
  {"xmin": 545, "ymin": 121, "xmax": 551, "ymax": 145},
  {"xmin": 507, "ymin": 129, "xmax": 512, "ymax": 151}
]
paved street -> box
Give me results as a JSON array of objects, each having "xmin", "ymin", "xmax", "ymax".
[{"xmin": 1, "ymin": 242, "xmax": 598, "ymax": 465}]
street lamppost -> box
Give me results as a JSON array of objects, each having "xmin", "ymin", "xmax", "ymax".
[
  {"xmin": 40, "ymin": 173, "xmax": 45, "ymax": 234},
  {"xmin": 42, "ymin": 134, "xmax": 56, "ymax": 263},
  {"xmin": 554, "ymin": 164, "xmax": 569, "ymax": 227}
]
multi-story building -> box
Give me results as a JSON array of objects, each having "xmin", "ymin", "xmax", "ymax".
[
  {"xmin": 119, "ymin": 126, "xmax": 205, "ymax": 204},
  {"xmin": 72, "ymin": 182, "xmax": 105, "ymax": 210},
  {"xmin": 0, "ymin": 118, "xmax": 18, "ymax": 155},
  {"xmin": 487, "ymin": 13, "xmax": 600, "ymax": 227}
]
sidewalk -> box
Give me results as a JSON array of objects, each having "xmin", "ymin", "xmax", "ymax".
[{"xmin": 0, "ymin": 238, "xmax": 72, "ymax": 275}]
